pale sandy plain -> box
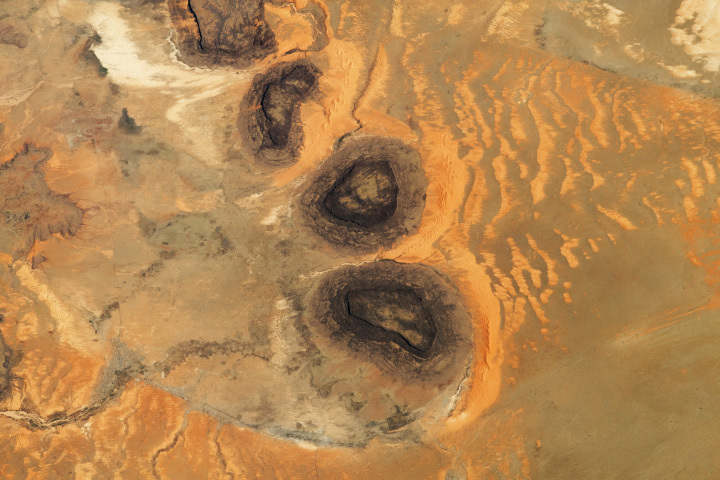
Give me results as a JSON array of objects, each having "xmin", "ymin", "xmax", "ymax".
[{"xmin": 1, "ymin": 0, "xmax": 720, "ymax": 478}]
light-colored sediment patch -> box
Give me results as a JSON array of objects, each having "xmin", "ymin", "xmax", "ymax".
[
  {"xmin": 485, "ymin": 2, "xmax": 530, "ymax": 40},
  {"xmin": 659, "ymin": 62, "xmax": 700, "ymax": 78},
  {"xmin": 14, "ymin": 263, "xmax": 99, "ymax": 351},
  {"xmin": 87, "ymin": 2, "xmax": 238, "ymax": 89},
  {"xmin": 86, "ymin": 0, "xmax": 252, "ymax": 167},
  {"xmin": 560, "ymin": 0, "xmax": 626, "ymax": 36},
  {"xmin": 670, "ymin": 0, "xmax": 720, "ymax": 72}
]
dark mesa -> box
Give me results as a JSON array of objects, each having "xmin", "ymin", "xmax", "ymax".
[
  {"xmin": 299, "ymin": 136, "xmax": 426, "ymax": 252},
  {"xmin": 306, "ymin": 261, "xmax": 473, "ymax": 382},
  {"xmin": 242, "ymin": 62, "xmax": 320, "ymax": 166}
]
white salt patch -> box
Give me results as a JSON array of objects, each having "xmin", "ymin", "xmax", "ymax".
[
  {"xmin": 659, "ymin": 63, "xmax": 700, "ymax": 78},
  {"xmin": 670, "ymin": 0, "xmax": 720, "ymax": 72},
  {"xmin": 87, "ymin": 3, "xmax": 249, "ymax": 114},
  {"xmin": 623, "ymin": 43, "xmax": 646, "ymax": 61},
  {"xmin": 602, "ymin": 3, "xmax": 624, "ymax": 27},
  {"xmin": 87, "ymin": 2, "xmax": 253, "ymax": 167},
  {"xmin": 89, "ymin": 4, "xmax": 167, "ymax": 88}
]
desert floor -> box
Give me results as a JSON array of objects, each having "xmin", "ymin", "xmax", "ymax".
[{"xmin": 1, "ymin": 0, "xmax": 719, "ymax": 478}]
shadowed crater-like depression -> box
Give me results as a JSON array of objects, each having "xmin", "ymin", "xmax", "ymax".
[
  {"xmin": 299, "ymin": 136, "xmax": 426, "ymax": 251},
  {"xmin": 323, "ymin": 161, "xmax": 399, "ymax": 228},
  {"xmin": 346, "ymin": 288, "xmax": 436, "ymax": 357},
  {"xmin": 241, "ymin": 62, "xmax": 320, "ymax": 166},
  {"xmin": 306, "ymin": 260, "xmax": 473, "ymax": 383}
]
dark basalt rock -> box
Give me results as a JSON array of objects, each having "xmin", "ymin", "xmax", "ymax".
[
  {"xmin": 323, "ymin": 161, "xmax": 399, "ymax": 228},
  {"xmin": 346, "ymin": 288, "xmax": 436, "ymax": 356},
  {"xmin": 168, "ymin": 0, "xmax": 275, "ymax": 67},
  {"xmin": 118, "ymin": 108, "xmax": 142, "ymax": 135},
  {"xmin": 305, "ymin": 261, "xmax": 473, "ymax": 382},
  {"xmin": 299, "ymin": 136, "xmax": 426, "ymax": 252},
  {"xmin": 241, "ymin": 62, "xmax": 320, "ymax": 166}
]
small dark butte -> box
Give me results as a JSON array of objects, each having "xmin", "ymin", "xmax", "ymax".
[
  {"xmin": 305, "ymin": 260, "xmax": 473, "ymax": 384},
  {"xmin": 298, "ymin": 136, "xmax": 426, "ymax": 252},
  {"xmin": 381, "ymin": 406, "xmax": 414, "ymax": 433},
  {"xmin": 241, "ymin": 62, "xmax": 320, "ymax": 166}
]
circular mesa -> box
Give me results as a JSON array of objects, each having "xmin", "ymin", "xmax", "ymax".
[
  {"xmin": 299, "ymin": 136, "xmax": 426, "ymax": 251},
  {"xmin": 323, "ymin": 161, "xmax": 399, "ymax": 228}
]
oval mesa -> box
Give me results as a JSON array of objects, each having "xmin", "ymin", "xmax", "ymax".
[
  {"xmin": 240, "ymin": 61, "xmax": 320, "ymax": 167},
  {"xmin": 305, "ymin": 260, "xmax": 473, "ymax": 383}
]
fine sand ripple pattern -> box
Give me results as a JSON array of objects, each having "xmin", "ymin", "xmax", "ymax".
[{"xmin": 1, "ymin": 0, "xmax": 720, "ymax": 478}]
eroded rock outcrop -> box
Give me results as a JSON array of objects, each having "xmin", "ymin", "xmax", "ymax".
[
  {"xmin": 168, "ymin": 0, "xmax": 275, "ymax": 67},
  {"xmin": 0, "ymin": 144, "xmax": 83, "ymax": 258},
  {"xmin": 305, "ymin": 260, "xmax": 473, "ymax": 383},
  {"xmin": 299, "ymin": 136, "xmax": 426, "ymax": 251},
  {"xmin": 240, "ymin": 61, "xmax": 320, "ymax": 166}
]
